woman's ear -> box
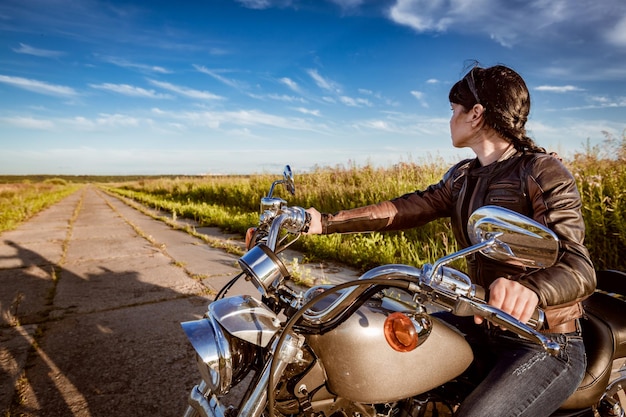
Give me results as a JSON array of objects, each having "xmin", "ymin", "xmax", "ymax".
[{"xmin": 470, "ymin": 104, "xmax": 485, "ymax": 127}]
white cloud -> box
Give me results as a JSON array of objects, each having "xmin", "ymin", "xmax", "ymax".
[
  {"xmin": 236, "ymin": 0, "xmax": 272, "ymax": 9},
  {"xmin": 0, "ymin": 116, "xmax": 55, "ymax": 129},
  {"xmin": 293, "ymin": 107, "xmax": 321, "ymax": 116},
  {"xmin": 89, "ymin": 83, "xmax": 171, "ymax": 98},
  {"xmin": 386, "ymin": 0, "xmax": 626, "ymax": 49},
  {"xmin": 279, "ymin": 77, "xmax": 301, "ymax": 93},
  {"xmin": 95, "ymin": 113, "xmax": 141, "ymax": 127},
  {"xmin": 307, "ymin": 69, "xmax": 373, "ymax": 107},
  {"xmin": 194, "ymin": 65, "xmax": 247, "ymax": 90},
  {"xmin": 0, "ymin": 75, "xmax": 78, "ymax": 97},
  {"xmin": 1, "ymin": 112, "xmax": 149, "ymax": 133},
  {"xmin": 339, "ymin": 95, "xmax": 372, "ymax": 107},
  {"xmin": 307, "ymin": 69, "xmax": 341, "ymax": 93},
  {"xmin": 200, "ymin": 109, "xmax": 314, "ymax": 130},
  {"xmin": 606, "ymin": 16, "xmax": 626, "ymax": 47},
  {"xmin": 359, "ymin": 119, "xmax": 394, "ymax": 131},
  {"xmin": 561, "ymin": 96, "xmax": 626, "ymax": 111},
  {"xmin": 152, "ymin": 107, "xmax": 326, "ymax": 133},
  {"xmin": 63, "ymin": 114, "xmax": 142, "ymax": 130},
  {"xmin": 12, "ymin": 43, "xmax": 64, "ymax": 58},
  {"xmin": 267, "ymin": 94, "xmax": 307, "ymax": 103},
  {"xmin": 534, "ymin": 85, "xmax": 584, "ymax": 93},
  {"xmin": 388, "ymin": 0, "xmax": 456, "ymax": 32},
  {"xmin": 410, "ymin": 90, "xmax": 429, "ymax": 107},
  {"xmin": 528, "ymin": 118, "xmax": 626, "ymax": 154},
  {"xmin": 148, "ymin": 79, "xmax": 223, "ymax": 100},
  {"xmin": 100, "ymin": 56, "xmax": 171, "ymax": 74}
]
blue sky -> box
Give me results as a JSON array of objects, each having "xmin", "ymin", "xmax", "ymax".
[{"xmin": 1, "ymin": 0, "xmax": 625, "ymax": 175}]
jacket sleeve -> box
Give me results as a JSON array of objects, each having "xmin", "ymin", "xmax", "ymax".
[
  {"xmin": 515, "ymin": 155, "xmax": 596, "ymax": 312},
  {"xmin": 320, "ymin": 164, "xmax": 459, "ymax": 234}
]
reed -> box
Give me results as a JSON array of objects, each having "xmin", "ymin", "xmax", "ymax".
[
  {"xmin": 6, "ymin": 137, "xmax": 622, "ymax": 276},
  {"xmin": 570, "ymin": 161, "xmax": 626, "ymax": 271},
  {"xmin": 108, "ymin": 142, "xmax": 626, "ymax": 273}
]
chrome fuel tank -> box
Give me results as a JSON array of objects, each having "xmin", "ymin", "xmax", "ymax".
[{"xmin": 306, "ymin": 298, "xmax": 473, "ymax": 403}]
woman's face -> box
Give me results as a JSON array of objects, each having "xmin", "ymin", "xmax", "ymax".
[{"xmin": 449, "ymin": 103, "xmax": 475, "ymax": 148}]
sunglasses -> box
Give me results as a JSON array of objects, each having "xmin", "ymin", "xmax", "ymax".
[{"xmin": 465, "ymin": 68, "xmax": 480, "ymax": 104}]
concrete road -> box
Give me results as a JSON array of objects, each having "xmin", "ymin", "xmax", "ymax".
[{"xmin": 0, "ymin": 186, "xmax": 360, "ymax": 417}]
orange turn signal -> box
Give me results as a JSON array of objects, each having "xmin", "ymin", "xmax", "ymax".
[{"xmin": 384, "ymin": 312, "xmax": 419, "ymax": 352}]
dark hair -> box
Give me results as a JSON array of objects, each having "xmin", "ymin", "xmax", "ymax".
[{"xmin": 449, "ymin": 64, "xmax": 545, "ymax": 153}]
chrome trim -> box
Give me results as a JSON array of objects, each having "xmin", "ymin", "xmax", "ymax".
[
  {"xmin": 467, "ymin": 205, "xmax": 559, "ymax": 268},
  {"xmin": 238, "ymin": 245, "xmax": 289, "ymax": 297},
  {"xmin": 264, "ymin": 207, "xmax": 309, "ymax": 249},
  {"xmin": 462, "ymin": 298, "xmax": 558, "ymax": 355},
  {"xmin": 187, "ymin": 382, "xmax": 226, "ymax": 417},
  {"xmin": 210, "ymin": 295, "xmax": 280, "ymax": 347},
  {"xmin": 302, "ymin": 264, "xmax": 423, "ymax": 325}
]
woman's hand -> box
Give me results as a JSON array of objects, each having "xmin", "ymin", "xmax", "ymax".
[
  {"xmin": 305, "ymin": 207, "xmax": 322, "ymax": 235},
  {"xmin": 474, "ymin": 277, "xmax": 539, "ymax": 326}
]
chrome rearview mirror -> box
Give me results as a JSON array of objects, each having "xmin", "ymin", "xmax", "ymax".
[
  {"xmin": 467, "ymin": 205, "xmax": 559, "ymax": 269},
  {"xmin": 261, "ymin": 165, "xmax": 295, "ymax": 213},
  {"xmin": 283, "ymin": 165, "xmax": 295, "ymax": 195}
]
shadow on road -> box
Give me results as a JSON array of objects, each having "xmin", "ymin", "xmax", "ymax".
[{"xmin": 1, "ymin": 237, "xmax": 206, "ymax": 416}]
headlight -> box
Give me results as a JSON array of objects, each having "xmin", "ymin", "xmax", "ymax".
[{"xmin": 181, "ymin": 315, "xmax": 252, "ymax": 395}]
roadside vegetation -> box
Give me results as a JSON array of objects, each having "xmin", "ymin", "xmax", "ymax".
[
  {"xmin": 570, "ymin": 132, "xmax": 626, "ymax": 272},
  {"xmin": 105, "ymin": 132, "xmax": 626, "ymax": 273},
  {"xmin": 4, "ymin": 132, "xmax": 624, "ymax": 274},
  {"xmin": 106, "ymin": 159, "xmax": 457, "ymax": 272},
  {"xmin": 0, "ymin": 179, "xmax": 82, "ymax": 233}
]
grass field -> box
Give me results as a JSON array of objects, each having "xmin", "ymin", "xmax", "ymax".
[
  {"xmin": 104, "ymin": 139, "xmax": 626, "ymax": 273},
  {"xmin": 4, "ymin": 134, "xmax": 624, "ymax": 273},
  {"xmin": 0, "ymin": 179, "xmax": 82, "ymax": 233}
]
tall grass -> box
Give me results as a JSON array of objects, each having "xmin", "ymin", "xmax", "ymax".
[
  {"xmin": 108, "ymin": 138, "xmax": 626, "ymax": 273},
  {"xmin": 107, "ymin": 158, "xmax": 460, "ymax": 272},
  {"xmin": 0, "ymin": 180, "xmax": 82, "ymax": 233},
  {"xmin": 568, "ymin": 134, "xmax": 626, "ymax": 271}
]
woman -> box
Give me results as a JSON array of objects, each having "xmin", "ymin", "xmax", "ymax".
[{"xmin": 305, "ymin": 64, "xmax": 596, "ymax": 416}]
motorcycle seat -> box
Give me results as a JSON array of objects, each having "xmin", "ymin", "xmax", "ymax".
[
  {"xmin": 559, "ymin": 269, "xmax": 626, "ymax": 410},
  {"xmin": 589, "ymin": 270, "xmax": 626, "ymax": 359}
]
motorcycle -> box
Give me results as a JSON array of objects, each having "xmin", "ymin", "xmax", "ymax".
[{"xmin": 181, "ymin": 165, "xmax": 626, "ymax": 417}]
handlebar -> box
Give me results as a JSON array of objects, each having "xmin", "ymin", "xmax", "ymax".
[
  {"xmin": 457, "ymin": 298, "xmax": 558, "ymax": 355},
  {"xmin": 264, "ymin": 206, "xmax": 310, "ymax": 250},
  {"xmin": 250, "ymin": 204, "xmax": 559, "ymax": 356},
  {"xmin": 300, "ymin": 263, "xmax": 558, "ymax": 356},
  {"xmin": 478, "ymin": 286, "xmax": 546, "ymax": 329}
]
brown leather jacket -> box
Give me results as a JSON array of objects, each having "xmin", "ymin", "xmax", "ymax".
[{"xmin": 320, "ymin": 151, "xmax": 596, "ymax": 328}]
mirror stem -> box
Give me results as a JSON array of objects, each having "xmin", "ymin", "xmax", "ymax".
[{"xmin": 428, "ymin": 234, "xmax": 501, "ymax": 282}]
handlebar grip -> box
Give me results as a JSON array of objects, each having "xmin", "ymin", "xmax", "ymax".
[
  {"xmin": 473, "ymin": 284, "xmax": 486, "ymax": 301},
  {"xmin": 302, "ymin": 210, "xmax": 311, "ymax": 233},
  {"xmin": 479, "ymin": 286, "xmax": 545, "ymax": 330}
]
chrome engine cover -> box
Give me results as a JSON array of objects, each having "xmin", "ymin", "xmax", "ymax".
[{"xmin": 306, "ymin": 298, "xmax": 473, "ymax": 403}]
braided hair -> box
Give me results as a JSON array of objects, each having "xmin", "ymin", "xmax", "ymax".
[{"xmin": 449, "ymin": 65, "xmax": 546, "ymax": 154}]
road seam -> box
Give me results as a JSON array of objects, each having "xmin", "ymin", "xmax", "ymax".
[
  {"xmin": 9, "ymin": 188, "xmax": 86, "ymax": 414},
  {"xmin": 96, "ymin": 189, "xmax": 215, "ymax": 297}
]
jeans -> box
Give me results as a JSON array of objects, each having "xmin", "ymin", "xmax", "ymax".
[{"xmin": 437, "ymin": 314, "xmax": 586, "ymax": 417}]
